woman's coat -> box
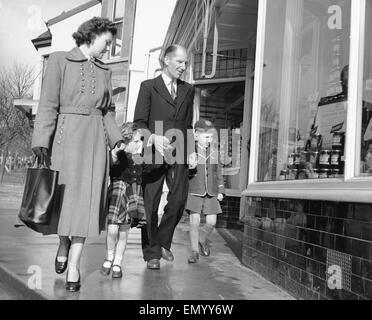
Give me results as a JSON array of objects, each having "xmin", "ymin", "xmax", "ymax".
[{"xmin": 32, "ymin": 46, "xmax": 122, "ymax": 237}]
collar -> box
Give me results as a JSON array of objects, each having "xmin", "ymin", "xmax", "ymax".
[
  {"xmin": 161, "ymin": 72, "xmax": 177, "ymax": 87},
  {"xmin": 66, "ymin": 47, "xmax": 109, "ymax": 70}
]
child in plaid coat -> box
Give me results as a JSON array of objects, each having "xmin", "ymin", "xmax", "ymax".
[{"xmin": 101, "ymin": 122, "xmax": 145, "ymax": 278}]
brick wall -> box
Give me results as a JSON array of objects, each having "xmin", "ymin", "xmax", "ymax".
[
  {"xmin": 217, "ymin": 196, "xmax": 243, "ymax": 230},
  {"xmin": 241, "ymin": 197, "xmax": 372, "ymax": 300}
]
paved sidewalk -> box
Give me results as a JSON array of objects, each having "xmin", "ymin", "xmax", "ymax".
[{"xmin": 0, "ymin": 183, "xmax": 294, "ymax": 300}]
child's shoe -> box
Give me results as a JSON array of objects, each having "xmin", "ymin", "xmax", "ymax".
[
  {"xmin": 198, "ymin": 241, "xmax": 210, "ymax": 256},
  {"xmin": 112, "ymin": 265, "xmax": 123, "ymax": 278},
  {"xmin": 100, "ymin": 259, "xmax": 113, "ymax": 275},
  {"xmin": 187, "ymin": 251, "xmax": 199, "ymax": 263}
]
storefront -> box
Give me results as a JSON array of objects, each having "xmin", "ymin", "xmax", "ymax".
[
  {"xmin": 163, "ymin": 0, "xmax": 258, "ymax": 229},
  {"xmin": 164, "ymin": 0, "xmax": 372, "ymax": 299}
]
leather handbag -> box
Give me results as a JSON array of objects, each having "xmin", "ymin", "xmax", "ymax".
[{"xmin": 18, "ymin": 160, "xmax": 59, "ymax": 232}]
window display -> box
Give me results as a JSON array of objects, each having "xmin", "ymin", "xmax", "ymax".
[
  {"xmin": 359, "ymin": 0, "xmax": 372, "ymax": 176},
  {"xmin": 257, "ymin": 0, "xmax": 351, "ymax": 182}
]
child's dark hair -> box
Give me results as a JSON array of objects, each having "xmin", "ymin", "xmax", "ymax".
[
  {"xmin": 72, "ymin": 17, "xmax": 117, "ymax": 46},
  {"xmin": 120, "ymin": 122, "xmax": 139, "ymax": 144}
]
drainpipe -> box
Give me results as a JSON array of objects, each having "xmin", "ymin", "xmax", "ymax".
[{"xmin": 201, "ymin": 0, "xmax": 219, "ymax": 79}]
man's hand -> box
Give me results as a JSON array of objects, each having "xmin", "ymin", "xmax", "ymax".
[
  {"xmin": 153, "ymin": 134, "xmax": 172, "ymax": 156},
  {"xmin": 188, "ymin": 152, "xmax": 197, "ymax": 169},
  {"xmin": 217, "ymin": 193, "xmax": 224, "ymax": 201}
]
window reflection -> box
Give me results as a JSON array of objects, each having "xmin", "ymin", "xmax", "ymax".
[
  {"xmin": 257, "ymin": 0, "xmax": 351, "ymax": 182},
  {"xmin": 360, "ymin": 0, "xmax": 372, "ymax": 176}
]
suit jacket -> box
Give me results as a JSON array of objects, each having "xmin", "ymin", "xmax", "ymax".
[
  {"xmin": 133, "ymin": 75, "xmax": 195, "ymax": 165},
  {"xmin": 188, "ymin": 145, "xmax": 225, "ymax": 197}
]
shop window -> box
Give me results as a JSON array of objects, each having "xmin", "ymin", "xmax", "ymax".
[
  {"xmin": 257, "ymin": 0, "xmax": 351, "ymax": 182},
  {"xmin": 359, "ymin": 0, "xmax": 372, "ymax": 176},
  {"xmin": 193, "ymin": 48, "xmax": 247, "ymax": 80},
  {"xmin": 197, "ymin": 82, "xmax": 245, "ymax": 191}
]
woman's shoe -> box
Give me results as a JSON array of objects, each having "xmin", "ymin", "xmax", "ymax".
[
  {"xmin": 55, "ymin": 238, "xmax": 71, "ymax": 274},
  {"xmin": 100, "ymin": 259, "xmax": 113, "ymax": 275},
  {"xmin": 65, "ymin": 270, "xmax": 81, "ymax": 292},
  {"xmin": 112, "ymin": 265, "xmax": 122, "ymax": 279}
]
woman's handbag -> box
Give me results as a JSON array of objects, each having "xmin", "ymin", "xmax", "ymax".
[{"xmin": 18, "ymin": 159, "xmax": 59, "ymax": 232}]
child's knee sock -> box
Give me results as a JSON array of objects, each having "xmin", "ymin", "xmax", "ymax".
[
  {"xmin": 200, "ymin": 223, "xmax": 215, "ymax": 243},
  {"xmin": 189, "ymin": 213, "xmax": 200, "ymax": 252},
  {"xmin": 103, "ymin": 250, "xmax": 115, "ymax": 268},
  {"xmin": 113, "ymin": 254, "xmax": 123, "ymax": 269},
  {"xmin": 112, "ymin": 230, "xmax": 128, "ymax": 268},
  {"xmin": 189, "ymin": 223, "xmax": 199, "ymax": 252}
]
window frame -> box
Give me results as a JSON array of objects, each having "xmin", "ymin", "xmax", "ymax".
[
  {"xmin": 244, "ymin": 0, "xmax": 372, "ymax": 203},
  {"xmin": 108, "ymin": 0, "xmax": 125, "ymax": 60}
]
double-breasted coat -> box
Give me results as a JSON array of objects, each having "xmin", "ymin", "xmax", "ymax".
[{"xmin": 31, "ymin": 46, "xmax": 122, "ymax": 237}]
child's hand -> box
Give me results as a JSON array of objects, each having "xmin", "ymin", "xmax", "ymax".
[
  {"xmin": 111, "ymin": 143, "xmax": 125, "ymax": 163},
  {"xmin": 188, "ymin": 152, "xmax": 198, "ymax": 169},
  {"xmin": 217, "ymin": 193, "xmax": 224, "ymax": 201}
]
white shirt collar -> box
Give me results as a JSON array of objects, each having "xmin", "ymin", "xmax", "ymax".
[{"xmin": 161, "ymin": 72, "xmax": 177, "ymax": 87}]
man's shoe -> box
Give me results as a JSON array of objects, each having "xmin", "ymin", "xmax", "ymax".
[
  {"xmin": 147, "ymin": 259, "xmax": 160, "ymax": 269},
  {"xmin": 187, "ymin": 251, "xmax": 199, "ymax": 264},
  {"xmin": 55, "ymin": 239, "xmax": 71, "ymax": 274},
  {"xmin": 198, "ymin": 241, "xmax": 210, "ymax": 257},
  {"xmin": 161, "ymin": 247, "xmax": 174, "ymax": 261}
]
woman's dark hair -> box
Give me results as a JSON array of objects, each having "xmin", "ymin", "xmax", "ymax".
[{"xmin": 72, "ymin": 17, "xmax": 117, "ymax": 46}]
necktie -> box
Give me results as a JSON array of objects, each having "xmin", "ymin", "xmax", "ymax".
[{"xmin": 170, "ymin": 82, "xmax": 177, "ymax": 101}]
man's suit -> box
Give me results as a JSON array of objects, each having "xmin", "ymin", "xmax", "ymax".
[{"xmin": 134, "ymin": 75, "xmax": 195, "ymax": 261}]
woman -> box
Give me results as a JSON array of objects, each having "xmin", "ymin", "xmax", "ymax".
[{"xmin": 32, "ymin": 17, "xmax": 123, "ymax": 292}]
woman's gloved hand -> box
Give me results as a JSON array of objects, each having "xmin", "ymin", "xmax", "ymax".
[
  {"xmin": 32, "ymin": 147, "xmax": 51, "ymax": 167},
  {"xmin": 115, "ymin": 140, "xmax": 125, "ymax": 149}
]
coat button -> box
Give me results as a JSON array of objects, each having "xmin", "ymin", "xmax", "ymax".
[
  {"xmin": 91, "ymin": 85, "xmax": 95, "ymax": 89},
  {"xmin": 81, "ymin": 72, "xmax": 84, "ymax": 76},
  {"xmin": 91, "ymin": 90, "xmax": 95, "ymax": 94},
  {"xmin": 81, "ymin": 90, "xmax": 85, "ymax": 93},
  {"xmin": 91, "ymin": 79, "xmax": 96, "ymax": 83},
  {"xmin": 90, "ymin": 70, "xmax": 94, "ymax": 73}
]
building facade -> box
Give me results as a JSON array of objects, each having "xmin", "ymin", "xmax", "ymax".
[
  {"xmin": 15, "ymin": 0, "xmax": 175, "ymax": 127},
  {"xmin": 163, "ymin": 0, "xmax": 372, "ymax": 300}
]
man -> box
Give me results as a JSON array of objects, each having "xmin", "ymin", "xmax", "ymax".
[{"xmin": 134, "ymin": 44, "xmax": 196, "ymax": 269}]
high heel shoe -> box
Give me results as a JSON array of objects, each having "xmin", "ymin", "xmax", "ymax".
[
  {"xmin": 65, "ymin": 269, "xmax": 81, "ymax": 292},
  {"xmin": 55, "ymin": 238, "xmax": 71, "ymax": 274}
]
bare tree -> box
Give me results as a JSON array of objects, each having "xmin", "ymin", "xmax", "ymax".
[{"xmin": 0, "ymin": 62, "xmax": 35, "ymax": 183}]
